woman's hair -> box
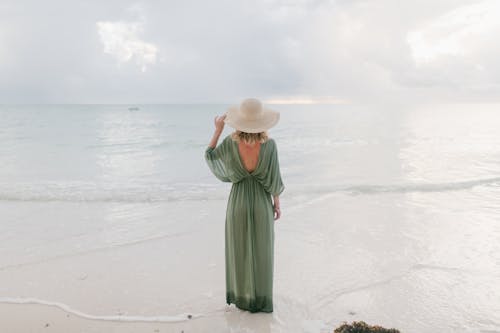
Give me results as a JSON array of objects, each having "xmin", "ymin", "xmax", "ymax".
[{"xmin": 230, "ymin": 130, "xmax": 269, "ymax": 144}]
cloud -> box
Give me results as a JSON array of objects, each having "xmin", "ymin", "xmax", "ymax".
[
  {"xmin": 394, "ymin": 0, "xmax": 500, "ymax": 98},
  {"xmin": 1, "ymin": 0, "xmax": 500, "ymax": 103},
  {"xmin": 407, "ymin": 0, "xmax": 500, "ymax": 64},
  {"xmin": 96, "ymin": 19, "xmax": 158, "ymax": 72}
]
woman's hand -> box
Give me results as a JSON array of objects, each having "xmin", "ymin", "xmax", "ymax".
[
  {"xmin": 273, "ymin": 204, "xmax": 281, "ymax": 221},
  {"xmin": 208, "ymin": 113, "xmax": 226, "ymax": 148},
  {"xmin": 273, "ymin": 195, "xmax": 281, "ymax": 221},
  {"xmin": 214, "ymin": 113, "xmax": 227, "ymax": 133}
]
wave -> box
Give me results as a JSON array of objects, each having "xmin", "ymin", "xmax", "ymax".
[
  {"xmin": 0, "ymin": 182, "xmax": 228, "ymax": 203},
  {"xmin": 291, "ymin": 176, "xmax": 500, "ymax": 199},
  {"xmin": 340, "ymin": 176, "xmax": 500, "ymax": 194},
  {"xmin": 0, "ymin": 177, "xmax": 498, "ymax": 203},
  {"xmin": 0, "ymin": 191, "xmax": 227, "ymax": 203},
  {"xmin": 0, "ymin": 297, "xmax": 203, "ymax": 323}
]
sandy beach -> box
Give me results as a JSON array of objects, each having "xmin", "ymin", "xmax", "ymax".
[{"xmin": 2, "ymin": 188, "xmax": 500, "ymax": 332}]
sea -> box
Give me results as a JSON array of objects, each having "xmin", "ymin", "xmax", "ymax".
[{"xmin": 0, "ymin": 103, "xmax": 499, "ymax": 333}]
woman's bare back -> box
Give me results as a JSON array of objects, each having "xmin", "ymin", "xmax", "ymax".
[{"xmin": 237, "ymin": 141, "xmax": 261, "ymax": 173}]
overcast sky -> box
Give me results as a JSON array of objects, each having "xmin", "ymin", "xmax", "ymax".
[{"xmin": 1, "ymin": 0, "xmax": 499, "ymax": 104}]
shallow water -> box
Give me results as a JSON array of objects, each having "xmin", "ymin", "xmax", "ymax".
[{"xmin": 1, "ymin": 103, "xmax": 499, "ymax": 332}]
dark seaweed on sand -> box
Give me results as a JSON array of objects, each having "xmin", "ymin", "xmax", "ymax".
[{"xmin": 334, "ymin": 321, "xmax": 401, "ymax": 333}]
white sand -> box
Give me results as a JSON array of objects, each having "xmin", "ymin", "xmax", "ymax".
[{"xmin": 1, "ymin": 188, "xmax": 500, "ymax": 332}]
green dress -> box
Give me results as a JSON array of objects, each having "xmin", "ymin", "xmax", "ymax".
[{"xmin": 205, "ymin": 134, "xmax": 285, "ymax": 313}]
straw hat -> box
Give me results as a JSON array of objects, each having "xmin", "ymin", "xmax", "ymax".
[{"xmin": 224, "ymin": 98, "xmax": 280, "ymax": 133}]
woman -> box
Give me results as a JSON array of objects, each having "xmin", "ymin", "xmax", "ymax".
[{"xmin": 205, "ymin": 98, "xmax": 285, "ymax": 313}]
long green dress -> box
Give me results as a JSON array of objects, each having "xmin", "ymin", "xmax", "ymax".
[{"xmin": 205, "ymin": 134, "xmax": 285, "ymax": 313}]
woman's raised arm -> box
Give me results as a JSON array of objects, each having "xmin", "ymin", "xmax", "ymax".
[{"xmin": 208, "ymin": 114, "xmax": 227, "ymax": 148}]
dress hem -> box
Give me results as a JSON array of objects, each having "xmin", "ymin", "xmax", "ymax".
[{"xmin": 226, "ymin": 292, "xmax": 274, "ymax": 313}]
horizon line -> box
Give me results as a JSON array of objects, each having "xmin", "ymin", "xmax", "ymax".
[{"xmin": 0, "ymin": 101, "xmax": 351, "ymax": 106}]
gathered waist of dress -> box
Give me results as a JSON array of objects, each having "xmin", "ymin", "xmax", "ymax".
[{"xmin": 234, "ymin": 174, "xmax": 258, "ymax": 183}]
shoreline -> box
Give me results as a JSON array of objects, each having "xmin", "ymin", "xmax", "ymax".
[{"xmin": 0, "ymin": 302, "xmax": 239, "ymax": 333}]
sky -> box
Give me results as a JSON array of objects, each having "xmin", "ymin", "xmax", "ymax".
[{"xmin": 1, "ymin": 0, "xmax": 499, "ymax": 104}]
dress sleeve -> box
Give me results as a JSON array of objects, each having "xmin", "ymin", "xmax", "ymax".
[
  {"xmin": 262, "ymin": 139, "xmax": 285, "ymax": 196},
  {"xmin": 205, "ymin": 135, "xmax": 232, "ymax": 183}
]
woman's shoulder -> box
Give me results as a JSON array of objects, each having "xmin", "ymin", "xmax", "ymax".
[{"xmin": 265, "ymin": 137, "xmax": 276, "ymax": 146}]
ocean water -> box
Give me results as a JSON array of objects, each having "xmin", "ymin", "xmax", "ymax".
[
  {"xmin": 2, "ymin": 103, "xmax": 500, "ymax": 202},
  {"xmin": 1, "ymin": 103, "xmax": 499, "ymax": 332}
]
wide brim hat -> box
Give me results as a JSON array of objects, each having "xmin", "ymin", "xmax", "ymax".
[{"xmin": 224, "ymin": 98, "xmax": 280, "ymax": 133}]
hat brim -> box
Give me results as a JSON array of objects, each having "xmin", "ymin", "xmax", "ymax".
[{"xmin": 224, "ymin": 105, "xmax": 280, "ymax": 133}]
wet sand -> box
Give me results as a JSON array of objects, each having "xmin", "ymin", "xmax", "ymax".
[{"xmin": 1, "ymin": 187, "xmax": 500, "ymax": 332}]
